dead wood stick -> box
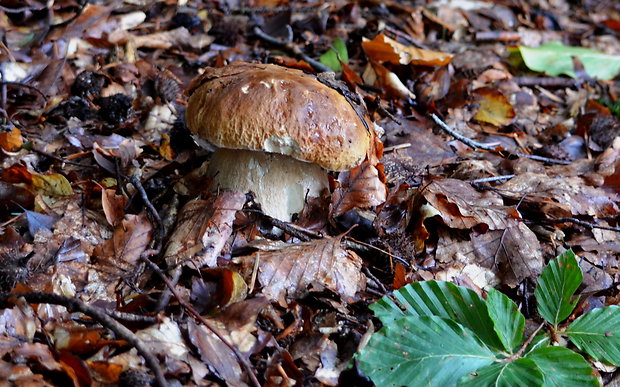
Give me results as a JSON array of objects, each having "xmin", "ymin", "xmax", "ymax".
[
  {"xmin": 140, "ymin": 255, "xmax": 262, "ymax": 387},
  {"xmin": 0, "ymin": 292, "xmax": 168, "ymax": 387},
  {"xmin": 547, "ymin": 217, "xmax": 620, "ymax": 232},
  {"xmin": 253, "ymin": 26, "xmax": 333, "ymax": 73},
  {"xmin": 431, "ymin": 114, "xmax": 572, "ymax": 165}
]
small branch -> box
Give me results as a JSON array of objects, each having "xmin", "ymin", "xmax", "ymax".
[
  {"xmin": 130, "ymin": 176, "xmax": 165, "ymax": 247},
  {"xmin": 0, "ymin": 292, "xmax": 168, "ymax": 387},
  {"xmin": 431, "ymin": 114, "xmax": 573, "ymax": 165},
  {"xmin": 513, "ymin": 76, "xmax": 578, "ymax": 88},
  {"xmin": 548, "ymin": 217, "xmax": 620, "ymax": 232},
  {"xmin": 32, "ymin": 148, "xmax": 98, "ymax": 168},
  {"xmin": 431, "ymin": 113, "xmax": 498, "ymax": 151},
  {"xmin": 253, "ymin": 26, "xmax": 333, "ymax": 73},
  {"xmin": 468, "ymin": 175, "xmax": 516, "ymax": 184},
  {"xmin": 140, "ymin": 256, "xmax": 261, "ymax": 387},
  {"xmin": 505, "ymin": 321, "xmax": 545, "ymax": 362},
  {"xmin": 0, "ymin": 81, "xmax": 48, "ymax": 101}
]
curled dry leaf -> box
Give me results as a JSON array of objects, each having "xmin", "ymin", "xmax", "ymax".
[
  {"xmin": 421, "ymin": 178, "xmax": 518, "ymax": 231},
  {"xmin": 331, "ymin": 160, "xmax": 387, "ymax": 218},
  {"xmin": 164, "ymin": 191, "xmax": 246, "ymax": 268},
  {"xmin": 188, "ymin": 297, "xmax": 267, "ymax": 385},
  {"xmin": 101, "ymin": 189, "xmax": 127, "ymax": 227},
  {"xmin": 92, "ymin": 212, "xmax": 152, "ymax": 285},
  {"xmin": 473, "ymin": 87, "xmax": 516, "ymax": 127},
  {"xmin": 499, "ymin": 172, "xmax": 620, "ymax": 218},
  {"xmin": 235, "ymin": 236, "xmax": 366, "ymax": 304},
  {"xmin": 471, "ymin": 219, "xmax": 543, "ymax": 287},
  {"xmin": 362, "ymin": 33, "xmax": 453, "ymax": 66},
  {"xmin": 0, "ymin": 127, "xmax": 23, "ymax": 152}
]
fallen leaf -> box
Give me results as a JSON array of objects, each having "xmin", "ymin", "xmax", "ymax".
[
  {"xmin": 24, "ymin": 210, "xmax": 58, "ymax": 237},
  {"xmin": 514, "ymin": 41, "xmax": 620, "ymax": 80},
  {"xmin": 164, "ymin": 191, "xmax": 245, "ymax": 268},
  {"xmin": 101, "ymin": 189, "xmax": 127, "ymax": 227},
  {"xmin": 235, "ymin": 237, "xmax": 366, "ymax": 304},
  {"xmin": 471, "ymin": 219, "xmax": 544, "ymax": 287},
  {"xmin": 499, "ymin": 172, "xmax": 620, "ymax": 218},
  {"xmin": 331, "ymin": 160, "xmax": 387, "ymax": 218},
  {"xmin": 93, "ymin": 212, "xmax": 152, "ymax": 278},
  {"xmin": 0, "ymin": 127, "xmax": 23, "ymax": 152},
  {"xmin": 473, "ymin": 87, "xmax": 516, "ymax": 126},
  {"xmin": 421, "ymin": 178, "xmax": 517, "ymax": 231},
  {"xmin": 362, "ymin": 33, "xmax": 453, "ymax": 66}
]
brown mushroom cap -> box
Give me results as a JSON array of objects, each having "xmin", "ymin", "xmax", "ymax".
[{"xmin": 186, "ymin": 63, "xmax": 371, "ymax": 171}]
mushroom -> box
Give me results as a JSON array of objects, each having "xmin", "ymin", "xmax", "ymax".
[{"xmin": 186, "ymin": 63, "xmax": 371, "ymax": 222}]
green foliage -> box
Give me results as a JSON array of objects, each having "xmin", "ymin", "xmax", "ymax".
[
  {"xmin": 319, "ymin": 37, "xmax": 348, "ymax": 72},
  {"xmin": 535, "ymin": 249, "xmax": 582, "ymax": 327},
  {"xmin": 356, "ymin": 249, "xmax": 616, "ymax": 386},
  {"xmin": 514, "ymin": 41, "xmax": 620, "ymax": 80}
]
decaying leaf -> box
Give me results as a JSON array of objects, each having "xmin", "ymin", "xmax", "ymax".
[
  {"xmin": 101, "ymin": 189, "xmax": 128, "ymax": 227},
  {"xmin": 473, "ymin": 87, "xmax": 516, "ymax": 126},
  {"xmin": 164, "ymin": 191, "xmax": 246, "ymax": 268},
  {"xmin": 362, "ymin": 33, "xmax": 453, "ymax": 66},
  {"xmin": 235, "ymin": 237, "xmax": 366, "ymax": 304},
  {"xmin": 188, "ymin": 297, "xmax": 267, "ymax": 385},
  {"xmin": 499, "ymin": 172, "xmax": 620, "ymax": 218},
  {"xmin": 0, "ymin": 127, "xmax": 23, "ymax": 152},
  {"xmin": 421, "ymin": 178, "xmax": 518, "ymax": 231},
  {"xmin": 331, "ymin": 160, "xmax": 387, "ymax": 218}
]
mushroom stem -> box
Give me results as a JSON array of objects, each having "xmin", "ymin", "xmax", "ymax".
[{"xmin": 207, "ymin": 148, "xmax": 329, "ymax": 221}]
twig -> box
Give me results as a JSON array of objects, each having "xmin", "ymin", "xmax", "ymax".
[
  {"xmin": 253, "ymin": 26, "xmax": 333, "ymax": 73},
  {"xmin": 130, "ymin": 176, "xmax": 165, "ymax": 247},
  {"xmin": 0, "ymin": 81, "xmax": 48, "ymax": 101},
  {"xmin": 0, "ymin": 292, "xmax": 168, "ymax": 387},
  {"xmin": 383, "ymin": 143, "xmax": 412, "ymax": 152},
  {"xmin": 548, "ymin": 217, "xmax": 620, "ymax": 232},
  {"xmin": 431, "ymin": 114, "xmax": 573, "ymax": 165},
  {"xmin": 218, "ymin": 3, "xmax": 324, "ymax": 14},
  {"xmin": 505, "ymin": 322, "xmax": 545, "ymax": 362},
  {"xmin": 468, "ymin": 175, "xmax": 516, "ymax": 184},
  {"xmin": 431, "ymin": 113, "xmax": 498, "ymax": 151},
  {"xmin": 31, "ymin": 148, "xmax": 98, "ymax": 168},
  {"xmin": 362, "ymin": 266, "xmax": 387, "ymax": 294},
  {"xmin": 513, "ymin": 77, "xmax": 578, "ymax": 88},
  {"xmin": 140, "ymin": 256, "xmax": 261, "ymax": 387}
]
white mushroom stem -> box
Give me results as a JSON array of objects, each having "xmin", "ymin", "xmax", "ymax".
[{"xmin": 207, "ymin": 148, "xmax": 329, "ymax": 221}]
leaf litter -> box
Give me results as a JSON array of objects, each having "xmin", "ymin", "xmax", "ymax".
[{"xmin": 0, "ymin": 0, "xmax": 618, "ymax": 385}]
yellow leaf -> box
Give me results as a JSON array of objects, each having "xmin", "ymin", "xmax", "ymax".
[
  {"xmin": 0, "ymin": 127, "xmax": 23, "ymax": 152},
  {"xmin": 362, "ymin": 33, "xmax": 453, "ymax": 66},
  {"xmin": 473, "ymin": 87, "xmax": 516, "ymax": 127},
  {"xmin": 31, "ymin": 173, "xmax": 74, "ymax": 196}
]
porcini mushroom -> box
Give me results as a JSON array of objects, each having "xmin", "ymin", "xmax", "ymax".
[{"xmin": 186, "ymin": 63, "xmax": 371, "ymax": 221}]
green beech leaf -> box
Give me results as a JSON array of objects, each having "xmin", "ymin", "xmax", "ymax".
[
  {"xmin": 535, "ymin": 249, "xmax": 582, "ymax": 326},
  {"xmin": 486, "ymin": 288, "xmax": 525, "ymax": 353},
  {"xmin": 371, "ymin": 281, "xmax": 503, "ymax": 350},
  {"xmin": 357, "ymin": 316, "xmax": 495, "ymax": 386},
  {"xmin": 515, "ymin": 41, "xmax": 620, "ymax": 80},
  {"xmin": 319, "ymin": 37, "xmax": 348, "ymax": 72},
  {"xmin": 525, "ymin": 347, "xmax": 599, "ymax": 387},
  {"xmin": 566, "ymin": 305, "xmax": 620, "ymax": 366},
  {"xmin": 458, "ymin": 358, "xmax": 543, "ymax": 387}
]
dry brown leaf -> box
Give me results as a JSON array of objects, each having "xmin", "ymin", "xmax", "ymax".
[
  {"xmin": 368, "ymin": 60, "xmax": 415, "ymax": 99},
  {"xmin": 235, "ymin": 237, "xmax": 365, "ymax": 304},
  {"xmin": 499, "ymin": 172, "xmax": 620, "ymax": 218},
  {"xmin": 331, "ymin": 160, "xmax": 387, "ymax": 218},
  {"xmin": 473, "ymin": 87, "xmax": 516, "ymax": 127},
  {"xmin": 421, "ymin": 178, "xmax": 518, "ymax": 230},
  {"xmin": 164, "ymin": 191, "xmax": 245, "ymax": 268},
  {"xmin": 101, "ymin": 189, "xmax": 127, "ymax": 227},
  {"xmin": 0, "ymin": 127, "xmax": 23, "ymax": 152},
  {"xmin": 93, "ymin": 212, "xmax": 152, "ymax": 270},
  {"xmin": 362, "ymin": 33, "xmax": 453, "ymax": 66},
  {"xmin": 188, "ymin": 298, "xmax": 267, "ymax": 386},
  {"xmin": 471, "ymin": 219, "xmax": 543, "ymax": 287},
  {"xmin": 109, "ymin": 27, "xmax": 213, "ymax": 50}
]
